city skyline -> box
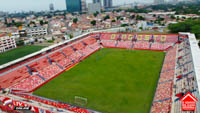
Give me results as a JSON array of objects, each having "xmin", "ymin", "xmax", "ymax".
[{"xmin": 0, "ymin": 0, "xmax": 152, "ymax": 12}]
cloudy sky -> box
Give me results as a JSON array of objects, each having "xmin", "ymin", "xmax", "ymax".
[{"xmin": 0, "ymin": 0, "xmax": 152, "ymax": 12}]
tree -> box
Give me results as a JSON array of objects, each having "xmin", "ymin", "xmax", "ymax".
[
  {"xmin": 40, "ymin": 20, "xmax": 44, "ymax": 26},
  {"xmin": 69, "ymin": 34, "xmax": 73, "ymax": 39},
  {"xmin": 176, "ymin": 16, "xmax": 180, "ymax": 21},
  {"xmin": 44, "ymin": 21, "xmax": 48, "ymax": 24},
  {"xmin": 191, "ymin": 25, "xmax": 200, "ymax": 39},
  {"xmin": 12, "ymin": 20, "xmax": 16, "ymax": 25},
  {"xmin": 136, "ymin": 15, "xmax": 145, "ymax": 20},
  {"xmin": 30, "ymin": 21, "xmax": 35, "ymax": 25},
  {"xmin": 168, "ymin": 23, "xmax": 186, "ymax": 33},
  {"xmin": 73, "ymin": 18, "xmax": 78, "ymax": 24},
  {"xmin": 47, "ymin": 14, "xmax": 52, "ymax": 18},
  {"xmin": 91, "ymin": 20, "xmax": 96, "ymax": 26},
  {"xmin": 93, "ymin": 13, "xmax": 97, "ymax": 17},
  {"xmin": 198, "ymin": 41, "xmax": 200, "ymax": 47},
  {"xmin": 15, "ymin": 22, "xmax": 23, "ymax": 27},
  {"xmin": 16, "ymin": 40, "xmax": 24, "ymax": 46},
  {"xmin": 170, "ymin": 15, "xmax": 175, "ymax": 19},
  {"xmin": 112, "ymin": 20, "xmax": 116, "ymax": 23},
  {"xmin": 121, "ymin": 24, "xmax": 128, "ymax": 27},
  {"xmin": 130, "ymin": 15, "xmax": 135, "ymax": 19},
  {"xmin": 117, "ymin": 16, "xmax": 121, "ymax": 20},
  {"xmin": 93, "ymin": 12, "xmax": 99, "ymax": 17},
  {"xmin": 104, "ymin": 15, "xmax": 110, "ymax": 21},
  {"xmin": 168, "ymin": 19, "xmax": 200, "ymax": 39}
]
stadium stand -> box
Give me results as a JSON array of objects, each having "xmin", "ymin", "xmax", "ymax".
[
  {"xmin": 12, "ymin": 93, "xmax": 91, "ymax": 113},
  {"xmin": 48, "ymin": 52, "xmax": 73, "ymax": 68},
  {"xmin": 171, "ymin": 39, "xmax": 198, "ymax": 113},
  {"xmin": 99, "ymin": 33, "xmax": 177, "ymax": 51},
  {"xmin": 0, "ymin": 32, "xmax": 199, "ymax": 113},
  {"xmin": 117, "ymin": 40, "xmax": 133, "ymax": 49},
  {"xmin": 10, "ymin": 75, "xmax": 44, "ymax": 91},
  {"xmin": 151, "ymin": 46, "xmax": 177, "ymax": 113},
  {"xmin": 0, "ymin": 66, "xmax": 30, "ymax": 88}
]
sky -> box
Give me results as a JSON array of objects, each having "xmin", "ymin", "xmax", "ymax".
[{"xmin": 0, "ymin": 0, "xmax": 152, "ymax": 13}]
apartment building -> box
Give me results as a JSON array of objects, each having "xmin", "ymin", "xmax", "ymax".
[
  {"xmin": 27, "ymin": 26, "xmax": 48, "ymax": 37},
  {"xmin": 0, "ymin": 33, "xmax": 17, "ymax": 53}
]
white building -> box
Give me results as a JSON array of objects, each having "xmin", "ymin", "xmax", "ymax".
[
  {"xmin": 148, "ymin": 11, "xmax": 176, "ymax": 15},
  {"xmin": 27, "ymin": 26, "xmax": 48, "ymax": 37},
  {"xmin": 0, "ymin": 33, "xmax": 17, "ymax": 53},
  {"xmin": 137, "ymin": 21, "xmax": 147, "ymax": 30}
]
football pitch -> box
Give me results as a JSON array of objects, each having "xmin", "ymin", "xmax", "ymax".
[
  {"xmin": 0, "ymin": 45, "xmax": 45, "ymax": 65},
  {"xmin": 34, "ymin": 48, "xmax": 165, "ymax": 113}
]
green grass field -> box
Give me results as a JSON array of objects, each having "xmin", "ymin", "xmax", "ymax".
[
  {"xmin": 34, "ymin": 48, "xmax": 165, "ymax": 113},
  {"xmin": 0, "ymin": 45, "xmax": 45, "ymax": 65}
]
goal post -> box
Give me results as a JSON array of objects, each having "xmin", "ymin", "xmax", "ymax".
[{"xmin": 74, "ymin": 96, "xmax": 88, "ymax": 107}]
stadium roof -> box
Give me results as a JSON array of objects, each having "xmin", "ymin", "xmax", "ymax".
[{"xmin": 188, "ymin": 33, "xmax": 200, "ymax": 95}]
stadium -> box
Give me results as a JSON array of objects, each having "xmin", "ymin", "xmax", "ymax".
[{"xmin": 0, "ymin": 31, "xmax": 200, "ymax": 113}]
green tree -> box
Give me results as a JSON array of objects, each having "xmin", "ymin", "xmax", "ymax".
[
  {"xmin": 112, "ymin": 20, "xmax": 116, "ymax": 23},
  {"xmin": 176, "ymin": 16, "xmax": 180, "ymax": 21},
  {"xmin": 191, "ymin": 25, "xmax": 200, "ymax": 39},
  {"xmin": 69, "ymin": 34, "xmax": 73, "ymax": 39},
  {"xmin": 121, "ymin": 24, "xmax": 128, "ymax": 27},
  {"xmin": 40, "ymin": 20, "xmax": 44, "ymax": 26},
  {"xmin": 170, "ymin": 15, "xmax": 175, "ymax": 19},
  {"xmin": 30, "ymin": 21, "xmax": 36, "ymax": 25},
  {"xmin": 117, "ymin": 16, "xmax": 121, "ymax": 20},
  {"xmin": 136, "ymin": 15, "xmax": 145, "ymax": 20},
  {"xmin": 168, "ymin": 19, "xmax": 200, "ymax": 39},
  {"xmin": 73, "ymin": 18, "xmax": 78, "ymax": 24},
  {"xmin": 12, "ymin": 20, "xmax": 16, "ymax": 25},
  {"xmin": 130, "ymin": 15, "xmax": 135, "ymax": 19},
  {"xmin": 104, "ymin": 15, "xmax": 110, "ymax": 21},
  {"xmin": 93, "ymin": 12, "xmax": 99, "ymax": 17},
  {"xmin": 16, "ymin": 40, "xmax": 24, "ymax": 46},
  {"xmin": 15, "ymin": 22, "xmax": 23, "ymax": 27},
  {"xmin": 168, "ymin": 23, "xmax": 186, "ymax": 33},
  {"xmin": 44, "ymin": 21, "xmax": 48, "ymax": 24},
  {"xmin": 91, "ymin": 20, "xmax": 96, "ymax": 26}
]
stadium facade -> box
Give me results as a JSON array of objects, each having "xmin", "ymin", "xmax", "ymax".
[{"xmin": 0, "ymin": 30, "xmax": 200, "ymax": 113}]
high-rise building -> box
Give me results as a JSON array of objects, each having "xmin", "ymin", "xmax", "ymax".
[
  {"xmin": 93, "ymin": 0, "xmax": 101, "ymax": 3},
  {"xmin": 88, "ymin": 3, "xmax": 101, "ymax": 14},
  {"xmin": 49, "ymin": 3, "xmax": 54, "ymax": 11},
  {"xmin": 66, "ymin": 0, "xmax": 82, "ymax": 13},
  {"xmin": 103, "ymin": 0, "xmax": 113, "ymax": 9},
  {"xmin": 81, "ymin": 0, "xmax": 87, "ymax": 12},
  {"xmin": 173, "ymin": 0, "xmax": 178, "ymax": 4},
  {"xmin": 93, "ymin": 0, "xmax": 102, "ymax": 7},
  {"xmin": 154, "ymin": 0, "xmax": 165, "ymax": 5}
]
